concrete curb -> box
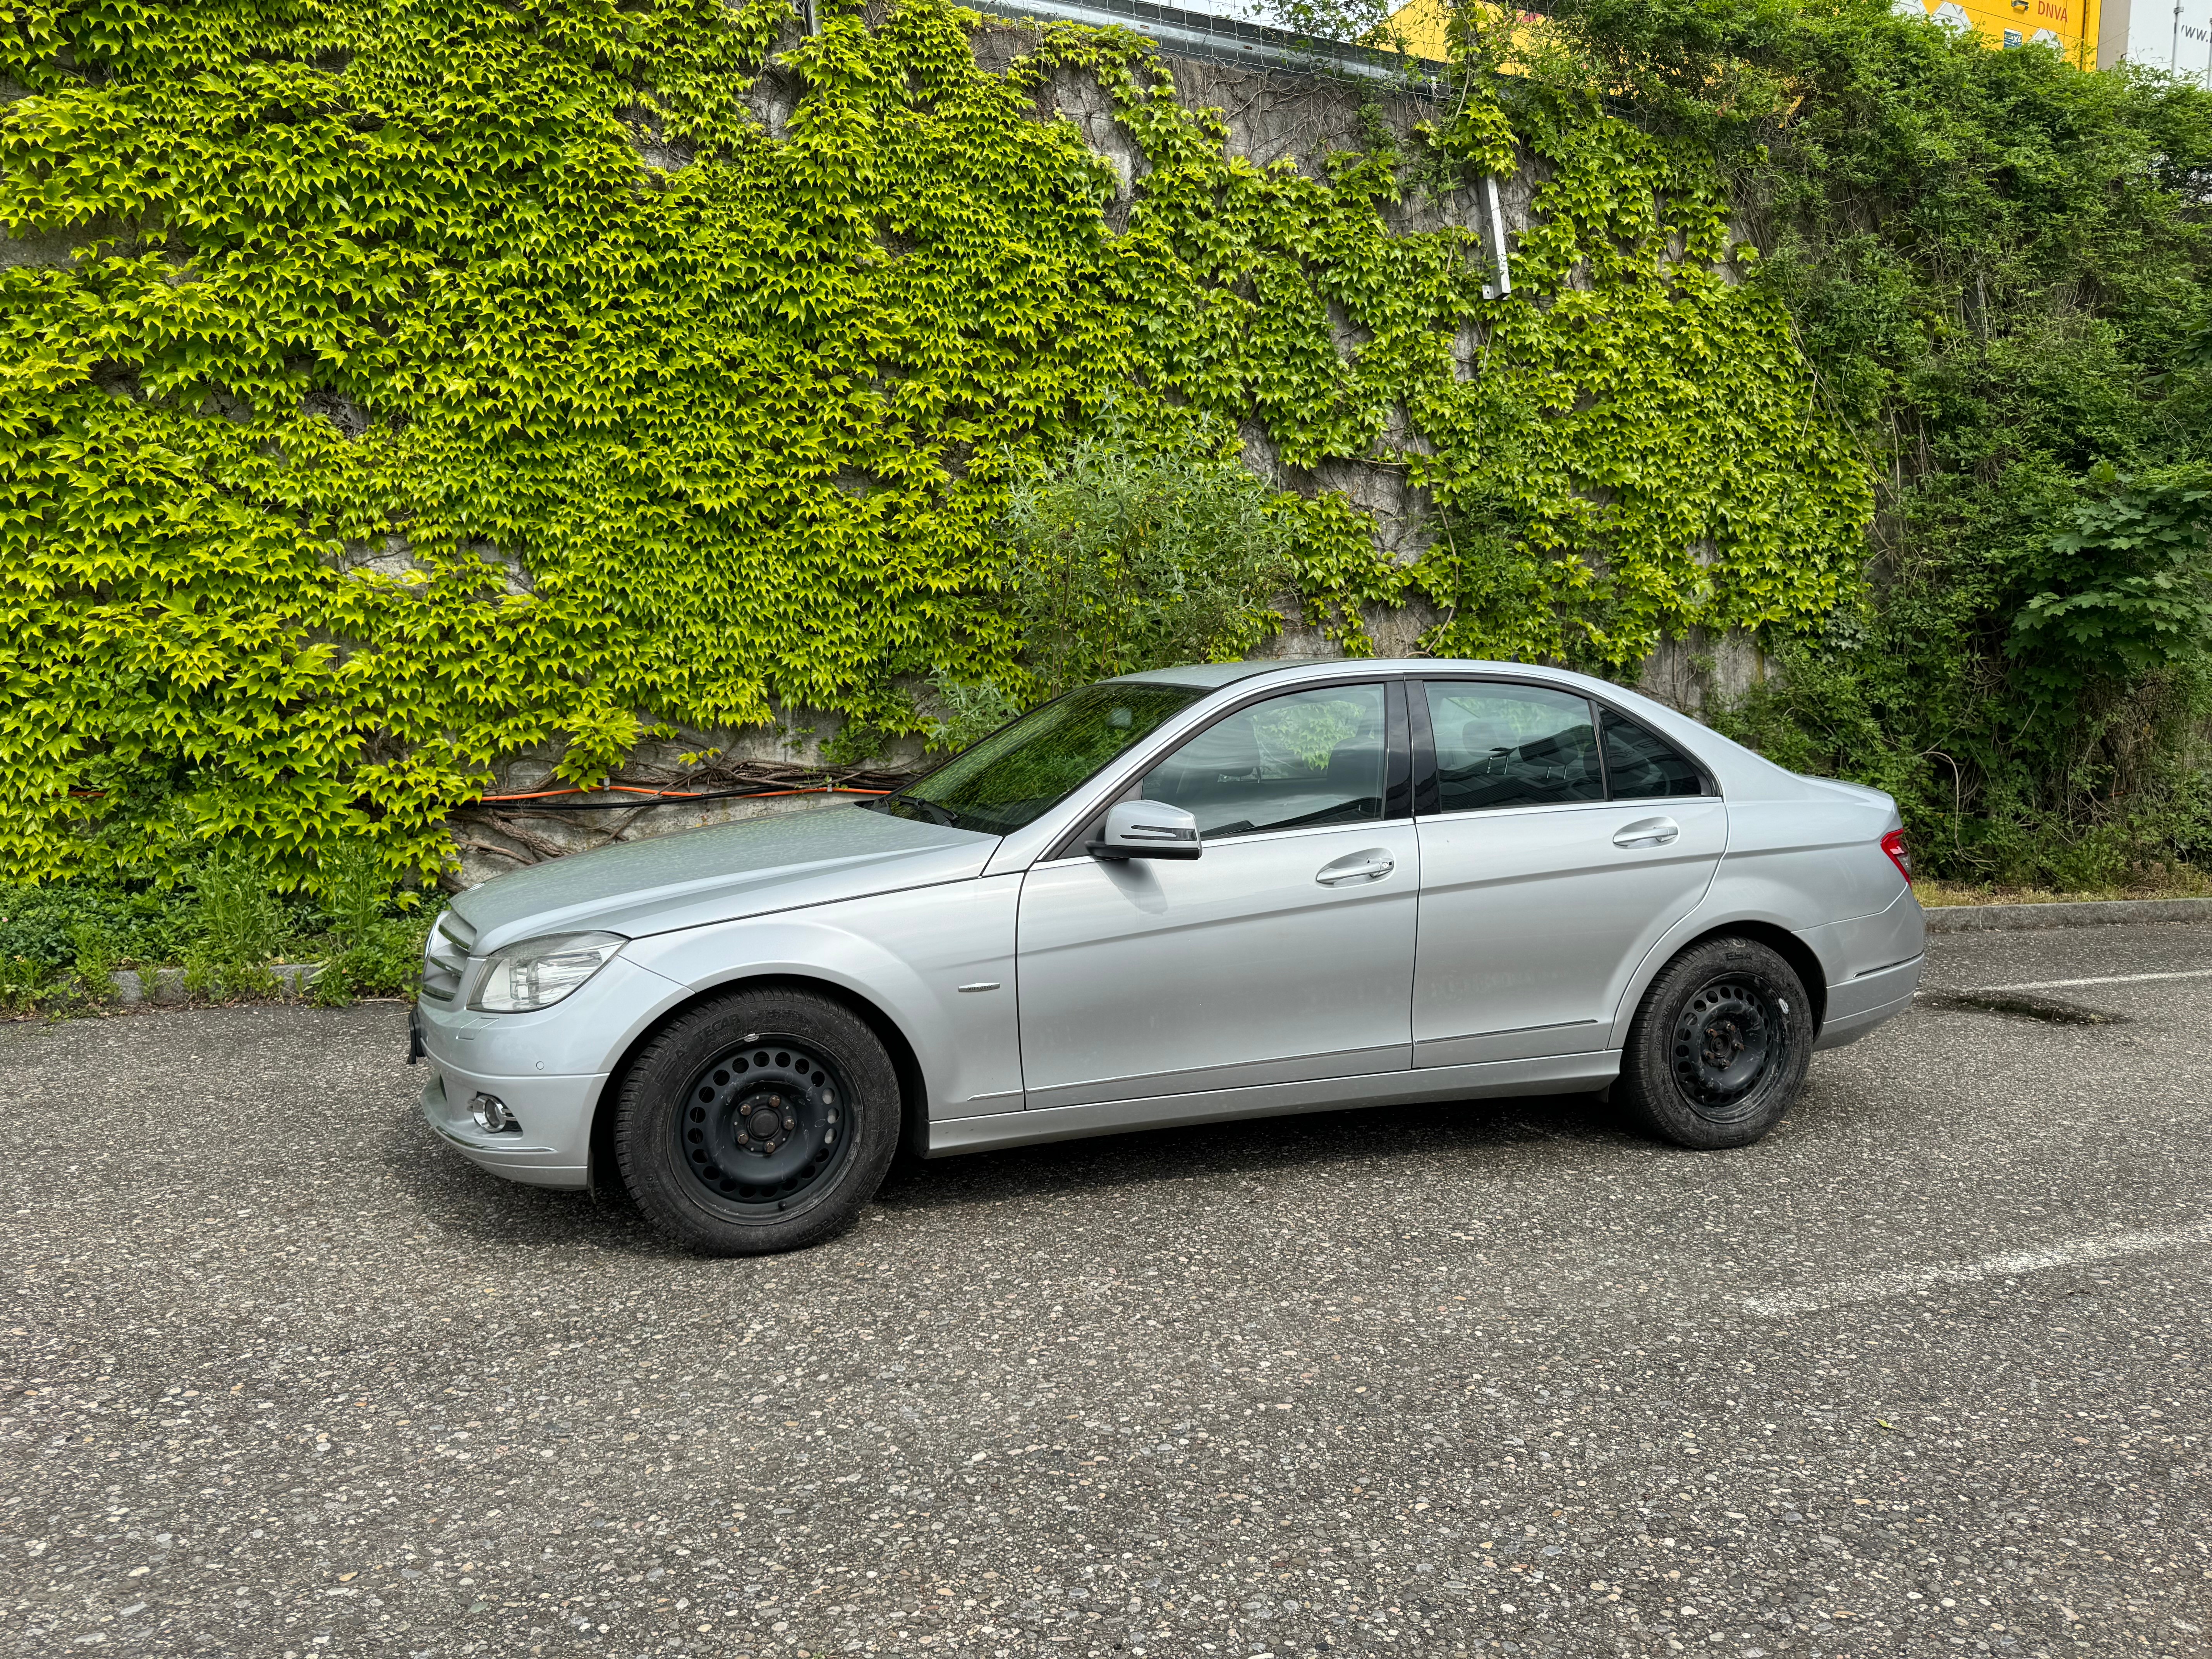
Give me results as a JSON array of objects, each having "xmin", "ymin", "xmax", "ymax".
[
  {"xmin": 107, "ymin": 962, "xmax": 324, "ymax": 1005},
  {"xmin": 1922, "ymin": 897, "xmax": 2212, "ymax": 933}
]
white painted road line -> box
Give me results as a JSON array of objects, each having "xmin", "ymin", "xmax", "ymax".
[
  {"xmin": 1964, "ymin": 968, "xmax": 2212, "ymax": 993},
  {"xmin": 1742, "ymin": 1219, "xmax": 2212, "ymax": 1317}
]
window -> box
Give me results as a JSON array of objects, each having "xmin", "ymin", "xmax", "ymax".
[
  {"xmin": 1424, "ymin": 682, "xmax": 1602, "ymax": 812},
  {"xmin": 872, "ymin": 682, "xmax": 1203, "ymax": 836},
  {"xmin": 1142, "ymin": 684, "xmax": 1388, "ymax": 840},
  {"xmin": 1601, "ymin": 710, "xmax": 1705, "ymax": 799}
]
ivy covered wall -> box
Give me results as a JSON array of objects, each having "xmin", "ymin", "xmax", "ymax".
[{"xmin": 0, "ymin": 0, "xmax": 1868, "ymax": 886}]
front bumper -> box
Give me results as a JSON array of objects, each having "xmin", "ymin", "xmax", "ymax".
[
  {"xmin": 418, "ymin": 1068, "xmax": 598, "ymax": 1189},
  {"xmin": 411, "ymin": 955, "xmax": 680, "ymax": 1191}
]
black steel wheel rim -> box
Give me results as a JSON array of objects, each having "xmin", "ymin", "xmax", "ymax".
[
  {"xmin": 672, "ymin": 1034, "xmax": 853, "ymax": 1216},
  {"xmin": 1670, "ymin": 974, "xmax": 1782, "ymax": 1120}
]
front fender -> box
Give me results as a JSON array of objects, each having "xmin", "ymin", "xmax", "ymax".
[{"xmin": 617, "ymin": 875, "xmax": 1024, "ymax": 1121}]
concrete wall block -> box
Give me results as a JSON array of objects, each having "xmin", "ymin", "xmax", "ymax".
[
  {"xmin": 112, "ymin": 966, "xmax": 187, "ymax": 1005},
  {"xmin": 1923, "ymin": 897, "xmax": 2212, "ymax": 932},
  {"xmin": 1638, "ymin": 628, "xmax": 1774, "ymax": 716},
  {"xmin": 105, "ymin": 963, "xmax": 326, "ymax": 1004}
]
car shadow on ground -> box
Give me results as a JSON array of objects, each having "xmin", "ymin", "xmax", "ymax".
[
  {"xmin": 872, "ymin": 1089, "xmax": 1645, "ymax": 1216},
  {"xmin": 374, "ymin": 1084, "xmax": 1652, "ymax": 1256},
  {"xmin": 374, "ymin": 1100, "xmax": 676, "ymax": 1256}
]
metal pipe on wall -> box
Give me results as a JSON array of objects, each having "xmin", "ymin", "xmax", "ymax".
[{"xmin": 1484, "ymin": 174, "xmax": 1513, "ymax": 299}]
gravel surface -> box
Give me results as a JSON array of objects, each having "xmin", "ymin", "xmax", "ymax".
[{"xmin": 4, "ymin": 922, "xmax": 2209, "ymax": 1658}]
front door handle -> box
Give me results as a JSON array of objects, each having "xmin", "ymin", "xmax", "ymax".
[
  {"xmin": 1317, "ymin": 850, "xmax": 1395, "ymax": 886},
  {"xmin": 1613, "ymin": 816, "xmax": 1680, "ymax": 850}
]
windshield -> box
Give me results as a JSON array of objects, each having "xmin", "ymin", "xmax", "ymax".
[{"xmin": 868, "ymin": 682, "xmax": 1205, "ymax": 836}]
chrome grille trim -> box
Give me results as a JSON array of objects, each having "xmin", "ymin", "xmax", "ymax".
[{"xmin": 419, "ymin": 909, "xmax": 476, "ymax": 1004}]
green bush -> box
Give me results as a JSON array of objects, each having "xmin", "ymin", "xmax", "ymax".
[
  {"xmin": 2011, "ymin": 467, "xmax": 2212, "ymax": 712},
  {"xmin": 1000, "ymin": 431, "xmax": 1296, "ymax": 700},
  {"xmin": 69, "ymin": 922, "xmax": 118, "ymax": 1004},
  {"xmin": 305, "ymin": 838, "xmax": 433, "ymax": 1003},
  {"xmin": 184, "ymin": 855, "xmax": 285, "ymax": 997},
  {"xmin": 0, "ymin": 954, "xmax": 48, "ymax": 1016},
  {"xmin": 0, "ymin": 841, "xmax": 434, "ymax": 1013},
  {"xmin": 0, "ymin": 884, "xmax": 192, "ymax": 972},
  {"xmin": 921, "ymin": 677, "xmax": 1027, "ymax": 755},
  {"xmin": 1533, "ymin": 0, "xmax": 2212, "ymax": 881}
]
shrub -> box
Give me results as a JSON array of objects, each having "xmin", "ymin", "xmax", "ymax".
[
  {"xmin": 1000, "ymin": 433, "xmax": 1296, "ymax": 700},
  {"xmin": 922, "ymin": 677, "xmax": 1027, "ymax": 755}
]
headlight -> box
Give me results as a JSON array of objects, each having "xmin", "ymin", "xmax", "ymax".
[{"xmin": 468, "ymin": 931, "xmax": 627, "ymax": 1012}]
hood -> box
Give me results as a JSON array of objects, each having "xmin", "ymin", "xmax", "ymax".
[{"xmin": 448, "ymin": 802, "xmax": 997, "ymax": 955}]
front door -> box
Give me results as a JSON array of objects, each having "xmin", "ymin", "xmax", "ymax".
[
  {"xmin": 1017, "ymin": 682, "xmax": 1418, "ymax": 1111},
  {"xmin": 1412, "ymin": 680, "xmax": 1727, "ymax": 1067}
]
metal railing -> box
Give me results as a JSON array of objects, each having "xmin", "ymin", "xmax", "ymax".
[{"xmin": 963, "ymin": 0, "xmax": 1449, "ymax": 86}]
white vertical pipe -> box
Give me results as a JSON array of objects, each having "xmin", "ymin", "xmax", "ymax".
[{"xmin": 1484, "ymin": 174, "xmax": 1513, "ymax": 299}]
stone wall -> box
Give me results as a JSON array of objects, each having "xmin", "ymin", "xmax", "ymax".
[
  {"xmin": 3, "ymin": 45, "xmax": 1767, "ymax": 890},
  {"xmin": 451, "ymin": 33, "xmax": 1789, "ymax": 884}
]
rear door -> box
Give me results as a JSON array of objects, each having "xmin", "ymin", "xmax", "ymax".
[
  {"xmin": 1015, "ymin": 681, "xmax": 1418, "ymax": 1110},
  {"xmin": 1411, "ymin": 680, "xmax": 1726, "ymax": 1068}
]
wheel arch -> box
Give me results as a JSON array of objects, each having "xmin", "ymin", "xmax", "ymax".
[
  {"xmin": 586, "ymin": 972, "xmax": 931, "ymax": 1200},
  {"xmin": 1662, "ymin": 920, "xmax": 1829, "ymax": 1034}
]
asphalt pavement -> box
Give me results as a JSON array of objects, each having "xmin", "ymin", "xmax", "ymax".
[{"xmin": 3, "ymin": 922, "xmax": 2209, "ymax": 1659}]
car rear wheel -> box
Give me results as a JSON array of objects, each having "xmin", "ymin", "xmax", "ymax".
[
  {"xmin": 1618, "ymin": 937, "xmax": 1812, "ymax": 1150},
  {"xmin": 613, "ymin": 988, "xmax": 901, "ymax": 1255}
]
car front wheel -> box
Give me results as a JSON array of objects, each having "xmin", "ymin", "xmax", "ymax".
[
  {"xmin": 1618, "ymin": 937, "xmax": 1812, "ymax": 1150},
  {"xmin": 613, "ymin": 987, "xmax": 902, "ymax": 1255}
]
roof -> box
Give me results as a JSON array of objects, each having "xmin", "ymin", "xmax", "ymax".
[{"xmin": 1115, "ymin": 656, "xmax": 1585, "ymax": 689}]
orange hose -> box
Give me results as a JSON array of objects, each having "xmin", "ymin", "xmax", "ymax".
[
  {"xmin": 475, "ymin": 784, "xmax": 891, "ymax": 804},
  {"xmin": 69, "ymin": 784, "xmax": 891, "ymax": 808},
  {"xmin": 481, "ymin": 785, "xmax": 700, "ymax": 801}
]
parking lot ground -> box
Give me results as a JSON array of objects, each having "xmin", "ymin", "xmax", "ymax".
[{"xmin": 3, "ymin": 921, "xmax": 2209, "ymax": 1659}]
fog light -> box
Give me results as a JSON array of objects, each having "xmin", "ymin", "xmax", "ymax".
[{"xmin": 468, "ymin": 1092, "xmax": 514, "ymax": 1133}]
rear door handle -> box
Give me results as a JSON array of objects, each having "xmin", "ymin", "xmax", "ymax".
[
  {"xmin": 1613, "ymin": 816, "xmax": 1680, "ymax": 849},
  {"xmin": 1317, "ymin": 851, "xmax": 1395, "ymax": 886}
]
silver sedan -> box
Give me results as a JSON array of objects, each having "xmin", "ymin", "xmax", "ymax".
[{"xmin": 415, "ymin": 659, "xmax": 1924, "ymax": 1254}]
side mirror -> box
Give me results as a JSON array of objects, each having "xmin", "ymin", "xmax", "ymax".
[{"xmin": 1088, "ymin": 800, "xmax": 1202, "ymax": 861}]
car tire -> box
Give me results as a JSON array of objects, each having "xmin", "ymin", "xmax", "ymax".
[
  {"xmin": 613, "ymin": 987, "xmax": 902, "ymax": 1255},
  {"xmin": 1618, "ymin": 936, "xmax": 1812, "ymax": 1150}
]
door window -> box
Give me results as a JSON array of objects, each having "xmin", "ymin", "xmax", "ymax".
[
  {"xmin": 1425, "ymin": 682, "xmax": 1603, "ymax": 812},
  {"xmin": 1600, "ymin": 710, "xmax": 1706, "ymax": 798},
  {"xmin": 1142, "ymin": 684, "xmax": 1388, "ymax": 839}
]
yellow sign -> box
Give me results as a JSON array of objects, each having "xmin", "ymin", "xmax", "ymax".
[
  {"xmin": 1891, "ymin": 0, "xmax": 2097, "ymax": 65},
  {"xmin": 1378, "ymin": 0, "xmax": 1533, "ymax": 63}
]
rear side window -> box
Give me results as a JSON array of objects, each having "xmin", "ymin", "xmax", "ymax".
[
  {"xmin": 1602, "ymin": 710, "xmax": 1705, "ymax": 798},
  {"xmin": 1425, "ymin": 683, "xmax": 1603, "ymax": 812}
]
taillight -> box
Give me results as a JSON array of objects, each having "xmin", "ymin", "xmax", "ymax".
[{"xmin": 1881, "ymin": 829, "xmax": 1913, "ymax": 884}]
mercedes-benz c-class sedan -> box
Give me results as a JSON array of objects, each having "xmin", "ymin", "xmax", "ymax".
[{"xmin": 415, "ymin": 659, "xmax": 1925, "ymax": 1254}]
